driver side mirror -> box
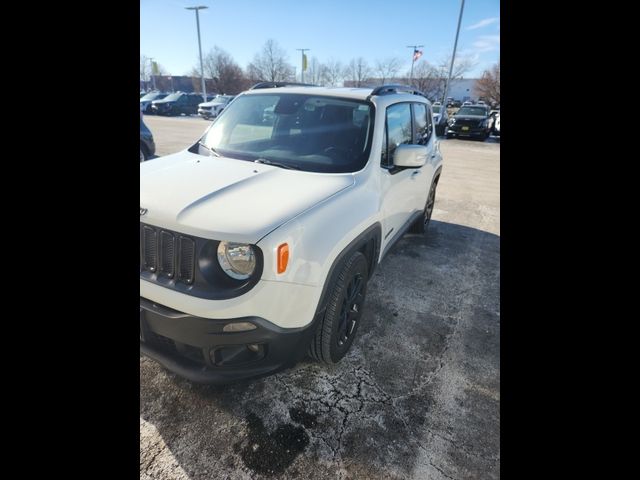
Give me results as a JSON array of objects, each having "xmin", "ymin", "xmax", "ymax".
[{"xmin": 394, "ymin": 144, "xmax": 428, "ymax": 168}]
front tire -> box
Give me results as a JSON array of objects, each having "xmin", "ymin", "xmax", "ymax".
[
  {"xmin": 140, "ymin": 146, "xmax": 146, "ymax": 162},
  {"xmin": 309, "ymin": 251, "xmax": 369, "ymax": 364}
]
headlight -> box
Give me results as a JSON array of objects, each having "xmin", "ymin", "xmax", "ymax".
[
  {"xmin": 448, "ymin": 118, "xmax": 456, "ymax": 126},
  {"xmin": 217, "ymin": 242, "xmax": 256, "ymax": 280}
]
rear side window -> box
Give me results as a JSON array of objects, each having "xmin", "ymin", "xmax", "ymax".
[
  {"xmin": 413, "ymin": 103, "xmax": 432, "ymax": 145},
  {"xmin": 383, "ymin": 103, "xmax": 412, "ymax": 168}
]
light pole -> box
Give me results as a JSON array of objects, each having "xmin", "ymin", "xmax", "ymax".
[
  {"xmin": 296, "ymin": 48, "xmax": 309, "ymax": 83},
  {"xmin": 442, "ymin": 0, "xmax": 465, "ymax": 106},
  {"xmin": 186, "ymin": 5, "xmax": 208, "ymax": 102},
  {"xmin": 407, "ymin": 45, "xmax": 424, "ymax": 85}
]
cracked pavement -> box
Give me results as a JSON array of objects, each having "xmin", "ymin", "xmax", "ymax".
[{"xmin": 141, "ymin": 116, "xmax": 500, "ymax": 479}]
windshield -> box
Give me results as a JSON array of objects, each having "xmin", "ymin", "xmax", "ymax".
[
  {"xmin": 456, "ymin": 106, "xmax": 487, "ymax": 116},
  {"xmin": 432, "ymin": 106, "xmax": 441, "ymax": 113},
  {"xmin": 140, "ymin": 92, "xmax": 166, "ymax": 101},
  {"xmin": 163, "ymin": 92, "xmax": 183, "ymax": 102},
  {"xmin": 199, "ymin": 93, "xmax": 374, "ymax": 173}
]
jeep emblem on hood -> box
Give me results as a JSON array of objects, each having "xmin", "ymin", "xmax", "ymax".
[{"xmin": 140, "ymin": 207, "xmax": 148, "ymax": 216}]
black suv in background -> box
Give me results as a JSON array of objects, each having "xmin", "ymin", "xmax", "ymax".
[
  {"xmin": 445, "ymin": 104, "xmax": 491, "ymax": 140},
  {"xmin": 151, "ymin": 92, "xmax": 211, "ymax": 116}
]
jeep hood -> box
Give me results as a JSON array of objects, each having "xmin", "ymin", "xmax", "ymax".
[{"xmin": 140, "ymin": 150, "xmax": 354, "ymax": 244}]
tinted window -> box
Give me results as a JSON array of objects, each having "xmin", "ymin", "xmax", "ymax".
[
  {"xmin": 200, "ymin": 93, "xmax": 374, "ymax": 173},
  {"xmin": 384, "ymin": 103, "xmax": 412, "ymax": 168},
  {"xmin": 456, "ymin": 106, "xmax": 487, "ymax": 116},
  {"xmin": 413, "ymin": 103, "xmax": 431, "ymax": 145},
  {"xmin": 140, "ymin": 92, "xmax": 167, "ymax": 101}
]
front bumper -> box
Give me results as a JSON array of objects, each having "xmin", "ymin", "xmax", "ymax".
[
  {"xmin": 446, "ymin": 125, "xmax": 489, "ymax": 137},
  {"xmin": 198, "ymin": 108, "xmax": 214, "ymax": 118},
  {"xmin": 140, "ymin": 297, "xmax": 320, "ymax": 384},
  {"xmin": 152, "ymin": 105, "xmax": 172, "ymax": 115}
]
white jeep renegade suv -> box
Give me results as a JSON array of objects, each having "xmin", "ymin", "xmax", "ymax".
[{"xmin": 140, "ymin": 82, "xmax": 444, "ymax": 384}]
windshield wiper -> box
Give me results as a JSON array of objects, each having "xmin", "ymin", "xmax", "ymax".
[
  {"xmin": 254, "ymin": 158, "xmax": 300, "ymax": 170},
  {"xmin": 198, "ymin": 142, "xmax": 220, "ymax": 157}
]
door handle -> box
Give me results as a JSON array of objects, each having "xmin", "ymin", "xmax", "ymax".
[{"xmin": 411, "ymin": 170, "xmax": 421, "ymax": 177}]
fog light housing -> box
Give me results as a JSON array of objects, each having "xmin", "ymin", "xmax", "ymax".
[{"xmin": 210, "ymin": 344, "xmax": 266, "ymax": 366}]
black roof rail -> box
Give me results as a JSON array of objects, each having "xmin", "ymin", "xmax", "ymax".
[
  {"xmin": 367, "ymin": 84, "xmax": 427, "ymax": 100},
  {"xmin": 250, "ymin": 81, "xmax": 317, "ymax": 90}
]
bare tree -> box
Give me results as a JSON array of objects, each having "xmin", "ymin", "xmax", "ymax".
[
  {"xmin": 437, "ymin": 54, "xmax": 476, "ymax": 80},
  {"xmin": 346, "ymin": 57, "xmax": 372, "ymax": 87},
  {"xmin": 375, "ymin": 57, "xmax": 404, "ymax": 84},
  {"xmin": 474, "ymin": 62, "xmax": 500, "ymax": 105},
  {"xmin": 321, "ymin": 58, "xmax": 345, "ymax": 87},
  {"xmin": 304, "ymin": 57, "xmax": 325, "ymax": 85},
  {"xmin": 246, "ymin": 39, "xmax": 294, "ymax": 83},
  {"xmin": 188, "ymin": 68, "xmax": 216, "ymax": 94},
  {"xmin": 410, "ymin": 62, "xmax": 446, "ymax": 100},
  {"xmin": 201, "ymin": 46, "xmax": 249, "ymax": 94},
  {"xmin": 140, "ymin": 55, "xmax": 150, "ymax": 83}
]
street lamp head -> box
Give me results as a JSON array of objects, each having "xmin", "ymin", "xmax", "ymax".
[{"xmin": 185, "ymin": 5, "xmax": 208, "ymax": 10}]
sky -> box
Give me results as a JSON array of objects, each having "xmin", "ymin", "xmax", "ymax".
[{"xmin": 140, "ymin": 0, "xmax": 500, "ymax": 79}]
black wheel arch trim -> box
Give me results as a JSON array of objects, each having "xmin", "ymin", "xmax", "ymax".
[
  {"xmin": 315, "ymin": 223, "xmax": 381, "ymax": 317},
  {"xmin": 433, "ymin": 165, "xmax": 443, "ymax": 183}
]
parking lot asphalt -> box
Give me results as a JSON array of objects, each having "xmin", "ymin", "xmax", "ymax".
[{"xmin": 140, "ymin": 114, "xmax": 500, "ymax": 479}]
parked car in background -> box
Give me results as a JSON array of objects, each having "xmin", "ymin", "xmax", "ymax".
[
  {"xmin": 432, "ymin": 104, "xmax": 449, "ymax": 136},
  {"xmin": 488, "ymin": 110, "xmax": 500, "ymax": 133},
  {"xmin": 140, "ymin": 112, "xmax": 155, "ymax": 162},
  {"xmin": 140, "ymin": 91, "xmax": 168, "ymax": 114},
  {"xmin": 446, "ymin": 104, "xmax": 491, "ymax": 140},
  {"xmin": 198, "ymin": 94, "xmax": 235, "ymax": 120},
  {"xmin": 151, "ymin": 92, "xmax": 212, "ymax": 116}
]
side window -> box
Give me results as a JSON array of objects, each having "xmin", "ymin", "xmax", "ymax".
[
  {"xmin": 413, "ymin": 103, "xmax": 432, "ymax": 145},
  {"xmin": 383, "ymin": 103, "xmax": 412, "ymax": 168}
]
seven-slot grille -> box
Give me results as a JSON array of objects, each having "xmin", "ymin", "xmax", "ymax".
[{"xmin": 140, "ymin": 224, "xmax": 195, "ymax": 284}]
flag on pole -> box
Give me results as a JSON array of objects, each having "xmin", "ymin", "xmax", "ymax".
[
  {"xmin": 302, "ymin": 53, "xmax": 308, "ymax": 72},
  {"xmin": 413, "ymin": 49, "xmax": 423, "ymax": 61}
]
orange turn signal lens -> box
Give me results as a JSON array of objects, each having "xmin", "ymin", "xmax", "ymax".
[{"xmin": 277, "ymin": 243, "xmax": 289, "ymax": 274}]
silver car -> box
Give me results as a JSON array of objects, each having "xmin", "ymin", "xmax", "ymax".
[{"xmin": 197, "ymin": 95, "xmax": 235, "ymax": 120}]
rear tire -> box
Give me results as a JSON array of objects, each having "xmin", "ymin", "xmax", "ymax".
[
  {"xmin": 409, "ymin": 179, "xmax": 438, "ymax": 234},
  {"xmin": 309, "ymin": 251, "xmax": 369, "ymax": 364}
]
